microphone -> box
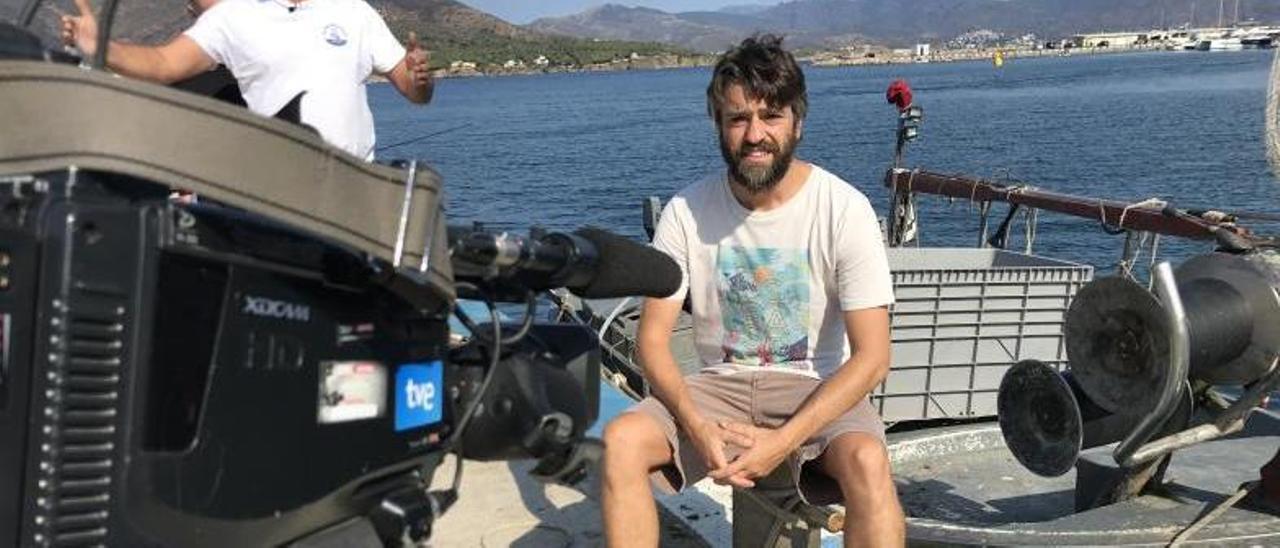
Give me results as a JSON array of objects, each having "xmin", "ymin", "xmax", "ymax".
[{"xmin": 449, "ymin": 226, "xmax": 681, "ymax": 299}]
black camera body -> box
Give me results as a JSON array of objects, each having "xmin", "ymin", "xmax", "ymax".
[{"xmin": 0, "ymin": 170, "xmax": 600, "ymax": 547}]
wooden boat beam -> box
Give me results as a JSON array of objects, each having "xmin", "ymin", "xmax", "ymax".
[{"xmin": 885, "ymin": 168, "xmax": 1254, "ymax": 242}]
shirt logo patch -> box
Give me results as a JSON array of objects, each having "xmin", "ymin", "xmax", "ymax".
[{"xmin": 323, "ymin": 24, "xmax": 348, "ymax": 46}]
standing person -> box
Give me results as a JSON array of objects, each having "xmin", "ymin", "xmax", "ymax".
[
  {"xmin": 599, "ymin": 34, "xmax": 905, "ymax": 547},
  {"xmin": 60, "ymin": 0, "xmax": 433, "ymax": 161}
]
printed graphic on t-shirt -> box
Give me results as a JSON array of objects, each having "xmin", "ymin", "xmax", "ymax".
[
  {"xmin": 716, "ymin": 246, "xmax": 810, "ymax": 366},
  {"xmin": 323, "ymin": 24, "xmax": 349, "ymax": 46}
]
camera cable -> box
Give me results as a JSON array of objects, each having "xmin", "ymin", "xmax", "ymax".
[{"xmin": 441, "ymin": 284, "xmax": 537, "ymax": 495}]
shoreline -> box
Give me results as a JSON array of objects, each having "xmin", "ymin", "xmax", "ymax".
[
  {"xmin": 413, "ymin": 44, "xmax": 1268, "ymax": 81},
  {"xmin": 809, "ymin": 43, "xmax": 1181, "ymax": 68},
  {"xmin": 428, "ymin": 53, "xmax": 715, "ymax": 80}
]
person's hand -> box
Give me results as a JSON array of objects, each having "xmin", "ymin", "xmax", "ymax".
[
  {"xmin": 684, "ymin": 417, "xmax": 731, "ymax": 473},
  {"xmin": 707, "ymin": 421, "xmax": 795, "ymax": 489},
  {"xmin": 405, "ymin": 31, "xmax": 431, "ymax": 91},
  {"xmin": 59, "ymin": 0, "xmax": 99, "ymax": 56}
]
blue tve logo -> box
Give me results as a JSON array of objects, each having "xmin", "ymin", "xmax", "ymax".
[{"xmin": 394, "ymin": 361, "xmax": 443, "ymax": 431}]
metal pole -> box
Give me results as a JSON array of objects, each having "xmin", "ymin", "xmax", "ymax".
[
  {"xmin": 18, "ymin": 0, "xmax": 42, "ymax": 27},
  {"xmin": 392, "ymin": 160, "xmax": 419, "ymax": 268},
  {"xmin": 1126, "ymin": 361, "xmax": 1280, "ymax": 465},
  {"xmin": 1115, "ymin": 262, "xmax": 1190, "ymax": 467},
  {"xmin": 93, "ymin": 0, "xmax": 123, "ymax": 70}
]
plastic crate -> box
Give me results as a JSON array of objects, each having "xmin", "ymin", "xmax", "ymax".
[{"xmin": 875, "ymin": 248, "xmax": 1093, "ymax": 423}]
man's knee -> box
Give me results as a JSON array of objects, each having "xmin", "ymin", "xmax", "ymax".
[
  {"xmin": 825, "ymin": 433, "xmax": 892, "ymax": 488},
  {"xmin": 602, "ymin": 412, "xmax": 671, "ymax": 471}
]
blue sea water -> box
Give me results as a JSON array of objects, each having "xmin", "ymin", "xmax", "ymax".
[
  {"xmin": 387, "ymin": 50, "xmax": 1280, "ymax": 421},
  {"xmin": 371, "ymin": 49, "xmax": 1280, "ymax": 271}
]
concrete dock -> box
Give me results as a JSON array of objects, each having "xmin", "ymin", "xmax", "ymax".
[{"xmin": 425, "ymin": 458, "xmax": 714, "ymax": 547}]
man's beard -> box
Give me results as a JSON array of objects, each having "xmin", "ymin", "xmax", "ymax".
[{"xmin": 720, "ymin": 134, "xmax": 796, "ymax": 194}]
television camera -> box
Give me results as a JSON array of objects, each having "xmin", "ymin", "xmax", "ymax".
[
  {"xmin": 0, "ymin": 163, "xmax": 680, "ymax": 548},
  {"xmin": 0, "ymin": 3, "xmax": 681, "ymax": 546}
]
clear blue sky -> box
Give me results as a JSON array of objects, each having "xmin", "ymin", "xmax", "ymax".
[{"xmin": 460, "ymin": 1, "xmax": 779, "ymax": 24}]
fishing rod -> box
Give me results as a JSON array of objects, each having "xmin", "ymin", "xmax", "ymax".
[{"xmin": 377, "ymin": 122, "xmax": 472, "ymax": 153}]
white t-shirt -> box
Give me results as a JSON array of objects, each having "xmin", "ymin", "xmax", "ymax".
[
  {"xmin": 185, "ymin": 0, "xmax": 406, "ymax": 160},
  {"xmin": 652, "ymin": 165, "xmax": 895, "ymax": 380}
]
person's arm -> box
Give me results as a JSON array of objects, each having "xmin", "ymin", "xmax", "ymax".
[
  {"xmin": 60, "ymin": 0, "xmax": 215, "ymax": 84},
  {"xmin": 637, "ymin": 298, "xmax": 703, "ymax": 429},
  {"xmin": 384, "ymin": 32, "xmax": 433, "ymax": 104},
  {"xmin": 365, "ymin": 7, "xmax": 431, "ymax": 105},
  {"xmin": 104, "ymin": 38, "xmax": 215, "ymax": 83},
  {"xmin": 637, "ymin": 294, "xmax": 735, "ymax": 472},
  {"xmin": 774, "ymin": 307, "xmax": 890, "ymax": 445}
]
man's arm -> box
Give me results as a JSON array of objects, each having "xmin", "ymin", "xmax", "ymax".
[
  {"xmin": 776, "ymin": 306, "xmax": 891, "ymax": 445},
  {"xmin": 61, "ymin": 0, "xmax": 215, "ymax": 84},
  {"xmin": 711, "ymin": 306, "xmax": 891, "ymax": 487},
  {"xmin": 637, "ymin": 296, "xmax": 733, "ymax": 471},
  {"xmin": 104, "ymin": 38, "xmax": 216, "ymax": 84},
  {"xmin": 637, "ymin": 298, "xmax": 701, "ymax": 429},
  {"xmin": 383, "ymin": 32, "xmax": 433, "ymax": 104}
]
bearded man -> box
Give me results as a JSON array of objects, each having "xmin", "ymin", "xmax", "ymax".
[{"xmin": 599, "ymin": 34, "xmax": 905, "ymax": 547}]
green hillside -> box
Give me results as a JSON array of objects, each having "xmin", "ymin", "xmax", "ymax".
[{"xmin": 373, "ymin": 0, "xmax": 695, "ymax": 70}]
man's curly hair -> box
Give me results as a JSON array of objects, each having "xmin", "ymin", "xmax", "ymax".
[{"xmin": 706, "ymin": 34, "xmax": 808, "ymax": 124}]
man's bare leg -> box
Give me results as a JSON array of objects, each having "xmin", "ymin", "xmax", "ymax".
[
  {"xmin": 601, "ymin": 412, "xmax": 676, "ymax": 548},
  {"xmin": 819, "ymin": 432, "xmax": 906, "ymax": 547}
]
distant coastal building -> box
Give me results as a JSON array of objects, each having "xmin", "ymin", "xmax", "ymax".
[
  {"xmin": 915, "ymin": 43, "xmax": 931, "ymax": 57},
  {"xmin": 449, "ymin": 60, "xmax": 478, "ymax": 73},
  {"xmin": 1070, "ymin": 27, "xmax": 1278, "ymax": 50},
  {"xmin": 1072, "ymin": 31, "xmax": 1149, "ymax": 48}
]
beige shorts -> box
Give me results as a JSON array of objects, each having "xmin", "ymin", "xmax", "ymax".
[{"xmin": 625, "ymin": 369, "xmax": 885, "ymax": 505}]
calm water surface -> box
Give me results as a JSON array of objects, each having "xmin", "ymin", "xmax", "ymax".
[{"xmin": 372, "ymin": 50, "xmax": 1280, "ymax": 272}]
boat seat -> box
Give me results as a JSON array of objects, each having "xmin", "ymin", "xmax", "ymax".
[{"xmin": 731, "ymin": 465, "xmax": 844, "ymax": 548}]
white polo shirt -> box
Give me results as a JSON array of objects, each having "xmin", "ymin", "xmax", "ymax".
[{"xmin": 185, "ymin": 0, "xmax": 406, "ymax": 160}]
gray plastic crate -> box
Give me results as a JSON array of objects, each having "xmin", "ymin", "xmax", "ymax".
[{"xmin": 875, "ymin": 248, "xmax": 1093, "ymax": 423}]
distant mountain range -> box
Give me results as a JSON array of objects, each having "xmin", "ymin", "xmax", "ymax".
[
  {"xmin": 523, "ymin": 5, "xmax": 748, "ymax": 53},
  {"xmin": 10, "ymin": 0, "xmax": 1278, "ymax": 71},
  {"xmin": 374, "ymin": 0, "xmax": 700, "ymax": 68},
  {"xmin": 529, "ymin": 0, "xmax": 1280, "ymax": 51}
]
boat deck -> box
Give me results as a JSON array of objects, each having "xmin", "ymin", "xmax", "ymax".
[
  {"xmin": 893, "ymin": 415, "xmax": 1280, "ymax": 545},
  {"xmin": 425, "ymin": 456, "xmax": 708, "ymax": 547}
]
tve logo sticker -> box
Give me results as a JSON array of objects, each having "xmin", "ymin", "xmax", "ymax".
[{"xmin": 394, "ymin": 361, "xmax": 443, "ymax": 431}]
